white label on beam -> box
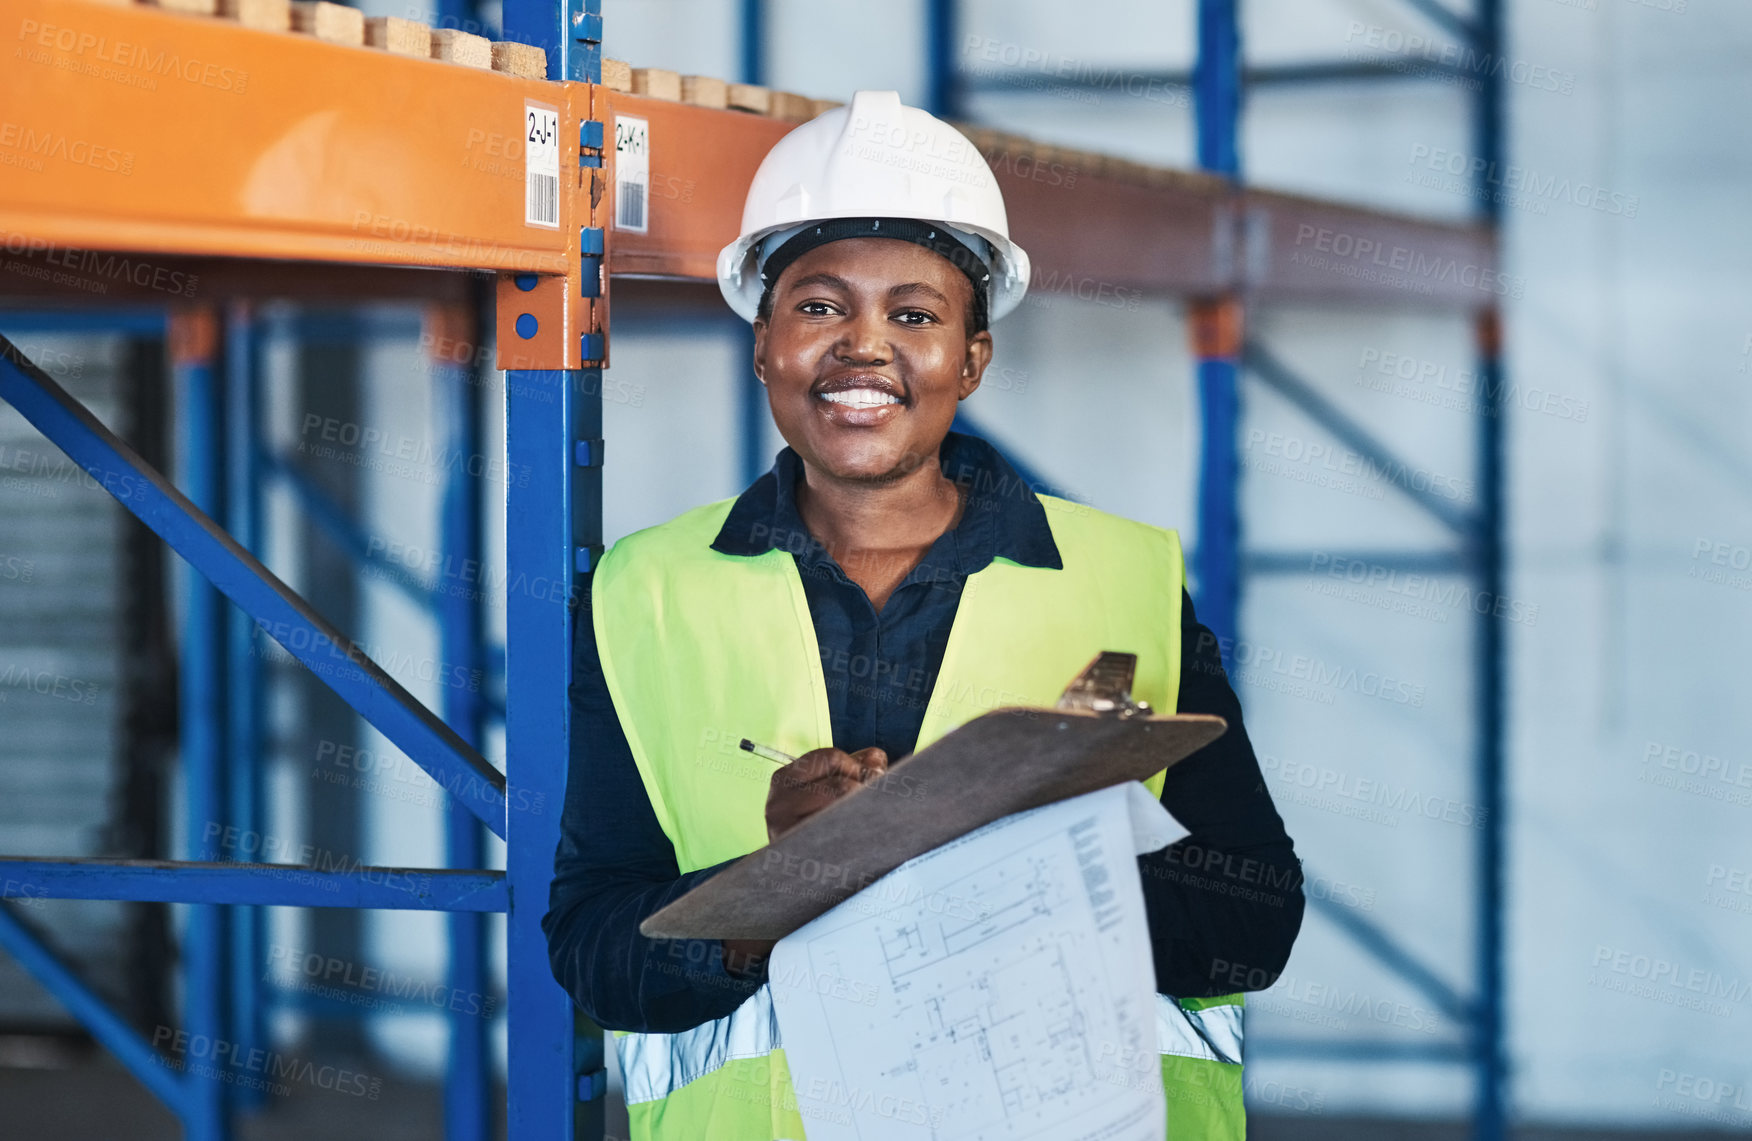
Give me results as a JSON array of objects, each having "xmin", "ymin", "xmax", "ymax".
[
  {"xmin": 614, "ymin": 115, "xmax": 650, "ymax": 234},
  {"xmin": 525, "ymin": 101, "xmax": 560, "ymax": 229}
]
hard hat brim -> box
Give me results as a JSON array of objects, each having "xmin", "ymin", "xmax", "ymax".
[{"xmin": 716, "ymin": 222, "xmax": 1031, "ymax": 325}]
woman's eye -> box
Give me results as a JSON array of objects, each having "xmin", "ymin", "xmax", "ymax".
[
  {"xmin": 895, "ymin": 310, "xmax": 935, "ymax": 326},
  {"xmin": 798, "ymin": 301, "xmax": 835, "ymax": 316}
]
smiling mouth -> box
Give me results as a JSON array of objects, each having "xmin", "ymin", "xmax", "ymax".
[{"xmin": 817, "ymin": 388, "xmax": 904, "ymax": 408}]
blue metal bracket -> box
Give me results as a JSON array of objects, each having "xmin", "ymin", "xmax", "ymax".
[
  {"xmin": 576, "ymin": 1070, "xmax": 607, "ymax": 1102},
  {"xmin": 0, "ymin": 335, "xmax": 510, "ymax": 839}
]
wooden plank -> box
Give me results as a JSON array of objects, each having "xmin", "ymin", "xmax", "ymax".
[
  {"xmin": 808, "ymin": 98, "xmax": 844, "ymax": 117},
  {"xmin": 366, "ymin": 16, "xmax": 431, "ymax": 58},
  {"xmin": 148, "ymin": 0, "xmax": 218, "ymax": 14},
  {"xmin": 631, "ymin": 67, "xmax": 681, "ymax": 101},
  {"xmin": 680, "ymin": 74, "xmax": 728, "ymax": 110},
  {"xmin": 290, "ymin": 1, "xmax": 363, "ymax": 45},
  {"xmin": 726, "ymin": 82, "xmax": 770, "ymax": 115},
  {"xmin": 492, "ymin": 41, "xmax": 547, "ymax": 80},
  {"xmin": 431, "ymin": 28, "xmax": 491, "ymax": 69},
  {"xmin": 217, "ymin": 0, "xmax": 290, "ymax": 30},
  {"xmin": 601, "ymin": 57, "xmax": 632, "ymax": 93},
  {"xmin": 768, "ymin": 90, "xmax": 813, "ymax": 121}
]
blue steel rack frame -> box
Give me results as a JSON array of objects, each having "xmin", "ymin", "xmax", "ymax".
[
  {"xmin": 0, "ymin": 2, "xmax": 607, "ymax": 1140},
  {"xmin": 934, "ymin": 0, "xmax": 1509, "ymax": 1136}
]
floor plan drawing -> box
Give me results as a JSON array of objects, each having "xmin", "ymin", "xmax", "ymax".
[{"xmin": 769, "ymin": 784, "xmax": 1183, "ymax": 1141}]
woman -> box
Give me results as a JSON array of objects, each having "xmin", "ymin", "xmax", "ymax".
[{"xmin": 544, "ymin": 90, "xmax": 1302, "ymax": 1140}]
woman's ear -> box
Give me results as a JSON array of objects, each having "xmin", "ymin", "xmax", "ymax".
[
  {"xmin": 752, "ymin": 318, "xmax": 769, "ymax": 386},
  {"xmin": 959, "ymin": 330, "xmax": 994, "ymax": 399}
]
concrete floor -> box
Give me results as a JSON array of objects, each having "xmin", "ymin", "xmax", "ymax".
[{"xmin": 0, "ymin": 1042, "xmax": 1727, "ymax": 1141}]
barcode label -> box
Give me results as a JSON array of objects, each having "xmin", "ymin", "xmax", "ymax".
[
  {"xmin": 614, "ymin": 115, "xmax": 650, "ymax": 234},
  {"xmin": 528, "ymin": 173, "xmax": 558, "ymax": 227},
  {"xmin": 616, "ymin": 180, "xmax": 646, "ymax": 231},
  {"xmin": 524, "ymin": 102, "xmax": 560, "ymax": 229}
]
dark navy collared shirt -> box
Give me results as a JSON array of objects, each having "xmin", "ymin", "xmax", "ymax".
[
  {"xmin": 544, "ymin": 431, "xmax": 1303, "ymax": 1034},
  {"xmin": 709, "ymin": 431, "xmax": 1063, "ymax": 762}
]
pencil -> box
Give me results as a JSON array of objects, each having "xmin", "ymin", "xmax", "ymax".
[{"xmin": 739, "ymin": 738, "xmax": 797, "ymax": 766}]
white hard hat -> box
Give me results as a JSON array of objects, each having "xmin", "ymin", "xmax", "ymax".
[{"xmin": 716, "ymin": 90, "xmax": 1032, "ymax": 324}]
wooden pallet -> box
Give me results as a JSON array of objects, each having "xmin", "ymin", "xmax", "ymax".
[
  {"xmin": 105, "ymin": 0, "xmax": 547, "ymax": 76},
  {"xmin": 109, "ymin": 0, "xmax": 1229, "ymax": 195},
  {"xmin": 597, "ymin": 61, "xmax": 1225, "ymax": 195},
  {"xmin": 603, "ymin": 62, "xmax": 834, "ymax": 125}
]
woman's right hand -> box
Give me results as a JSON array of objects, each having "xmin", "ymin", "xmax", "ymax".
[{"xmin": 764, "ymin": 745, "xmax": 889, "ymax": 843}]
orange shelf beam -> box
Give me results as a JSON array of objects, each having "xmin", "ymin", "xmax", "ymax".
[
  {"xmin": 1, "ymin": 1, "xmax": 1494, "ymax": 312},
  {"xmin": 2, "ymin": 0, "xmax": 577, "ymax": 274},
  {"xmin": 603, "ymin": 96, "xmax": 1496, "ymax": 311}
]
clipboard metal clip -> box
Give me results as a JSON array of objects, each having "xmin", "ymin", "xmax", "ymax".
[{"xmin": 1054, "ymin": 651, "xmax": 1154, "ymax": 719}]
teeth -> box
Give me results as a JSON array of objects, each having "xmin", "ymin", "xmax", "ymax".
[{"xmin": 819, "ymin": 388, "xmax": 901, "ymax": 408}]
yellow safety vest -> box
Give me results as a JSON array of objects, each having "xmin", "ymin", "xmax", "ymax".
[{"xmin": 593, "ymin": 492, "xmax": 1245, "ymax": 1140}]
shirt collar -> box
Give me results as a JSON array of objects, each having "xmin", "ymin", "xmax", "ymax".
[{"xmin": 710, "ymin": 430, "xmax": 1063, "ymax": 574}]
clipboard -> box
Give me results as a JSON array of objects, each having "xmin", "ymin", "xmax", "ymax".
[{"xmin": 639, "ymin": 653, "xmax": 1227, "ymax": 941}]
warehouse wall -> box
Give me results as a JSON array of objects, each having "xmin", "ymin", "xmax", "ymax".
[
  {"xmin": 1500, "ymin": 0, "xmax": 1752, "ymax": 1127},
  {"xmin": 106, "ymin": 0, "xmax": 1749, "ymax": 1132}
]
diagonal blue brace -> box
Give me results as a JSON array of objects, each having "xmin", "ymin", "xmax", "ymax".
[
  {"xmin": 1306, "ymin": 888, "xmax": 1474, "ymax": 1025},
  {"xmin": 260, "ymin": 448, "xmax": 439, "ymax": 611},
  {"xmin": 1244, "ymin": 338, "xmax": 1480, "ymax": 538},
  {"xmin": 0, "ymin": 902, "xmax": 192, "ymax": 1114},
  {"xmin": 1398, "ymin": 0, "xmax": 1476, "ymax": 42},
  {"xmin": 0, "ymin": 334, "xmax": 509, "ymax": 839},
  {"xmin": 950, "ymin": 410, "xmax": 1080, "ymax": 503},
  {"xmin": 0, "ymin": 858, "xmax": 507, "ymax": 911}
]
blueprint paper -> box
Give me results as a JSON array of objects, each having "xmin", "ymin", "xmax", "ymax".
[{"xmin": 768, "ymin": 782, "xmax": 1186, "ymax": 1141}]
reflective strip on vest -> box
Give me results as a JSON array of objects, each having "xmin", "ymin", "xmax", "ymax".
[
  {"xmin": 1157, "ymin": 994, "xmax": 1243, "ymax": 1066},
  {"xmin": 618, "ymin": 986, "xmax": 781, "ymax": 1106},
  {"xmin": 620, "ymin": 988, "xmax": 1239, "ymax": 1104}
]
